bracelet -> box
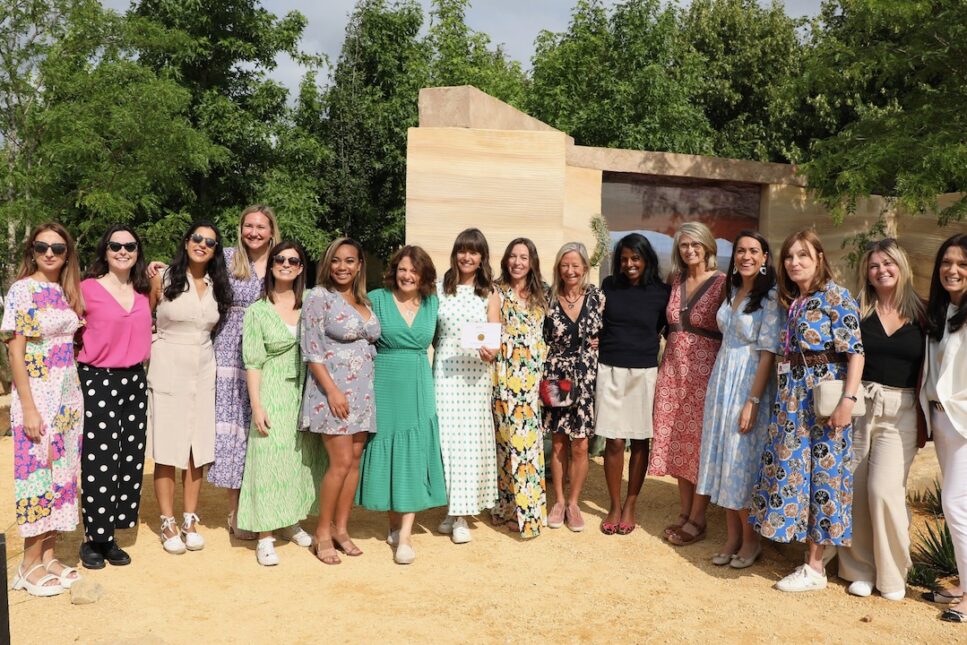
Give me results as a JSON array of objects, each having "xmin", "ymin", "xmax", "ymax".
[
  {"xmin": 748, "ymin": 396, "xmax": 760, "ymax": 405},
  {"xmin": 842, "ymin": 394, "xmax": 858, "ymax": 402}
]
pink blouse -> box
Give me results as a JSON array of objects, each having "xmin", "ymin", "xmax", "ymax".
[{"xmin": 77, "ymin": 278, "xmax": 152, "ymax": 368}]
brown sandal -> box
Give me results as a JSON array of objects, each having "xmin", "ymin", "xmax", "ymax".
[
  {"xmin": 668, "ymin": 519, "xmax": 706, "ymax": 546},
  {"xmin": 311, "ymin": 542, "xmax": 341, "ymax": 565},
  {"xmin": 663, "ymin": 514, "xmax": 689, "ymax": 539}
]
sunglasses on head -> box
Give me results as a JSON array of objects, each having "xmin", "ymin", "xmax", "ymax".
[
  {"xmin": 108, "ymin": 241, "xmax": 138, "ymax": 253},
  {"xmin": 273, "ymin": 255, "xmax": 303, "ymax": 267},
  {"xmin": 33, "ymin": 241, "xmax": 68, "ymax": 256},
  {"xmin": 189, "ymin": 233, "xmax": 218, "ymax": 249}
]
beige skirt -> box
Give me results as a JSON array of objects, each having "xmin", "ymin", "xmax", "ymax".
[{"xmin": 594, "ymin": 364, "xmax": 657, "ymax": 440}]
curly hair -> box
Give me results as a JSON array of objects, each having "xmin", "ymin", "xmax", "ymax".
[{"xmin": 384, "ymin": 245, "xmax": 437, "ymax": 298}]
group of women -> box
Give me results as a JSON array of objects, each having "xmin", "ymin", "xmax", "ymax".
[{"xmin": 3, "ymin": 213, "xmax": 966, "ymax": 624}]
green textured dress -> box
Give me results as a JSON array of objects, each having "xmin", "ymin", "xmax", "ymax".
[
  {"xmin": 237, "ymin": 299, "xmax": 324, "ymax": 532},
  {"xmin": 355, "ymin": 289, "xmax": 447, "ymax": 512}
]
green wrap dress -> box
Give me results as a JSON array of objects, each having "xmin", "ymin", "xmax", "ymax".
[
  {"xmin": 355, "ymin": 289, "xmax": 447, "ymax": 512},
  {"xmin": 236, "ymin": 299, "xmax": 323, "ymax": 532}
]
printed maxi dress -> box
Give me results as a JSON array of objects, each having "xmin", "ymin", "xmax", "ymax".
[
  {"xmin": 649, "ymin": 273, "xmax": 726, "ymax": 484},
  {"xmin": 492, "ymin": 286, "xmax": 548, "ymax": 538},
  {"xmin": 696, "ymin": 289, "xmax": 780, "ymax": 510},
  {"xmin": 236, "ymin": 299, "xmax": 322, "ymax": 532},
  {"xmin": 749, "ymin": 281, "xmax": 864, "ymax": 545},
  {"xmin": 542, "ymin": 285, "xmax": 606, "ymax": 438},
  {"xmin": 433, "ymin": 282, "xmax": 498, "ymax": 516},
  {"xmin": 2, "ymin": 279, "xmax": 84, "ymax": 537},
  {"xmin": 208, "ymin": 247, "xmax": 262, "ymax": 489},
  {"xmin": 355, "ymin": 289, "xmax": 447, "ymax": 512}
]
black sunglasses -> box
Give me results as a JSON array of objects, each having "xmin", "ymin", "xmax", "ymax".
[
  {"xmin": 273, "ymin": 255, "xmax": 303, "ymax": 267},
  {"xmin": 108, "ymin": 241, "xmax": 138, "ymax": 253},
  {"xmin": 33, "ymin": 241, "xmax": 68, "ymax": 256},
  {"xmin": 189, "ymin": 233, "xmax": 218, "ymax": 249}
]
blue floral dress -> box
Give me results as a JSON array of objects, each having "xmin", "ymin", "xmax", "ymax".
[
  {"xmin": 696, "ymin": 288, "xmax": 780, "ymax": 510},
  {"xmin": 749, "ymin": 281, "xmax": 864, "ymax": 545}
]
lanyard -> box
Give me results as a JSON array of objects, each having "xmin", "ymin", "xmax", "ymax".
[{"xmin": 783, "ymin": 296, "xmax": 807, "ymax": 357}]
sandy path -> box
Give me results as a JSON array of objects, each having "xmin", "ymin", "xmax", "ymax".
[{"xmin": 1, "ymin": 436, "xmax": 963, "ymax": 644}]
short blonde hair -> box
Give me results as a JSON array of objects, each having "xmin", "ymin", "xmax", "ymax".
[
  {"xmin": 671, "ymin": 222, "xmax": 717, "ymax": 274},
  {"xmin": 857, "ymin": 238, "xmax": 924, "ymax": 324},
  {"xmin": 231, "ymin": 205, "xmax": 282, "ymax": 280},
  {"xmin": 551, "ymin": 242, "xmax": 591, "ymax": 300}
]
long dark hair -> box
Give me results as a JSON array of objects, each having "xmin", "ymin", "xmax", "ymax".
[
  {"xmin": 926, "ymin": 233, "xmax": 967, "ymax": 341},
  {"xmin": 163, "ymin": 220, "xmax": 233, "ymax": 322},
  {"xmin": 85, "ymin": 225, "xmax": 151, "ymax": 295},
  {"xmin": 443, "ymin": 228, "xmax": 493, "ymax": 298},
  {"xmin": 497, "ymin": 237, "xmax": 546, "ymax": 311},
  {"xmin": 726, "ymin": 230, "xmax": 776, "ymax": 314},
  {"xmin": 611, "ymin": 233, "xmax": 661, "ymax": 288},
  {"xmin": 263, "ymin": 241, "xmax": 307, "ymax": 309}
]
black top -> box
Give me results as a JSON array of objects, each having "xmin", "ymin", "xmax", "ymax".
[
  {"xmin": 860, "ymin": 311, "xmax": 925, "ymax": 388},
  {"xmin": 598, "ymin": 276, "xmax": 670, "ymax": 369}
]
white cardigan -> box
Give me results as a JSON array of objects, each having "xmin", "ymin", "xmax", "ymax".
[{"xmin": 920, "ymin": 305, "xmax": 967, "ymax": 439}]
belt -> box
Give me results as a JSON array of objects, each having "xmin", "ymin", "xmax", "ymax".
[
  {"xmin": 929, "ymin": 400, "xmax": 945, "ymax": 412},
  {"xmin": 788, "ymin": 350, "xmax": 845, "ymax": 368}
]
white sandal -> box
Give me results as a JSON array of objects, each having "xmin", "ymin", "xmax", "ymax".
[
  {"xmin": 182, "ymin": 512, "xmax": 205, "ymax": 551},
  {"xmin": 44, "ymin": 559, "xmax": 80, "ymax": 589},
  {"xmin": 160, "ymin": 515, "xmax": 187, "ymax": 554},
  {"xmin": 228, "ymin": 510, "xmax": 257, "ymax": 540},
  {"xmin": 12, "ymin": 563, "xmax": 64, "ymax": 597}
]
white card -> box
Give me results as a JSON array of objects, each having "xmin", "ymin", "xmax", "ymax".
[{"xmin": 461, "ymin": 322, "xmax": 501, "ymax": 350}]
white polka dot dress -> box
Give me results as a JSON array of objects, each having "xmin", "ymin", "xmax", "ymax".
[{"xmin": 433, "ymin": 281, "xmax": 498, "ymax": 516}]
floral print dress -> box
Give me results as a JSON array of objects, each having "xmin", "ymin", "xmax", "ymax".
[
  {"xmin": 300, "ymin": 287, "xmax": 381, "ymax": 435},
  {"xmin": 492, "ymin": 286, "xmax": 547, "ymax": 538},
  {"xmin": 2, "ymin": 279, "xmax": 84, "ymax": 537},
  {"xmin": 749, "ymin": 281, "xmax": 864, "ymax": 546},
  {"xmin": 542, "ymin": 285, "xmax": 605, "ymax": 438}
]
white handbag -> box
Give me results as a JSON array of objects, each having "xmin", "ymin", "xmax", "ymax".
[{"xmin": 814, "ymin": 379, "xmax": 866, "ymax": 418}]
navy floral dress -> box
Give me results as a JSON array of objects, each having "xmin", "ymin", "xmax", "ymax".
[
  {"xmin": 542, "ymin": 285, "xmax": 605, "ymax": 439},
  {"xmin": 749, "ymin": 280, "xmax": 864, "ymax": 546}
]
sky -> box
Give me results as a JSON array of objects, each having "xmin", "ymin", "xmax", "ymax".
[{"xmin": 101, "ymin": 1, "xmax": 823, "ymax": 91}]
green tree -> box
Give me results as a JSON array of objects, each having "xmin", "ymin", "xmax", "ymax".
[
  {"xmin": 800, "ymin": 0, "xmax": 967, "ymax": 223},
  {"xmin": 528, "ymin": 0, "xmax": 714, "ymax": 153},
  {"xmin": 680, "ymin": 0, "xmax": 805, "ymax": 162}
]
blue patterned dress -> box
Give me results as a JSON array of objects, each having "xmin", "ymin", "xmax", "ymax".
[
  {"xmin": 749, "ymin": 281, "xmax": 864, "ymax": 545},
  {"xmin": 696, "ymin": 288, "xmax": 780, "ymax": 510}
]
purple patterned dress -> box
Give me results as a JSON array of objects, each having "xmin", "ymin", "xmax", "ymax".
[{"xmin": 207, "ymin": 247, "xmax": 264, "ymax": 489}]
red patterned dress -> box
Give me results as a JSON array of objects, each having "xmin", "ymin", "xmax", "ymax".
[{"xmin": 649, "ymin": 272, "xmax": 726, "ymax": 484}]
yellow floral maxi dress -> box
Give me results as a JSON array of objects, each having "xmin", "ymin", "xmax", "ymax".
[{"xmin": 492, "ymin": 286, "xmax": 547, "ymax": 538}]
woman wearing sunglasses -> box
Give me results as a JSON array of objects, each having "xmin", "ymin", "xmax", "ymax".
[
  {"xmin": 147, "ymin": 221, "xmax": 232, "ymax": 554},
  {"xmin": 236, "ymin": 242, "xmax": 321, "ymax": 565},
  {"xmin": 75, "ymin": 226, "xmax": 153, "ymax": 569},
  {"xmin": 4, "ymin": 223, "xmax": 85, "ymax": 596}
]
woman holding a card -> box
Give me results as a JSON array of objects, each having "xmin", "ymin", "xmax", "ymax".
[
  {"xmin": 748, "ymin": 229, "xmax": 864, "ymax": 593},
  {"xmin": 433, "ymin": 229, "xmax": 501, "ymax": 545},
  {"xmin": 542, "ymin": 242, "xmax": 605, "ymax": 532}
]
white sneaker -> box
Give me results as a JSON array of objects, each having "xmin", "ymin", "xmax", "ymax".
[
  {"xmin": 278, "ymin": 524, "xmax": 313, "ymax": 547},
  {"xmin": 776, "ymin": 564, "xmax": 827, "ymax": 592},
  {"xmin": 451, "ymin": 517, "xmax": 471, "ymax": 544},
  {"xmin": 438, "ymin": 515, "xmax": 455, "ymax": 534},
  {"xmin": 881, "ymin": 589, "xmax": 905, "ymax": 601},
  {"xmin": 386, "ymin": 529, "xmax": 400, "ymax": 547},
  {"xmin": 182, "ymin": 513, "xmax": 205, "ymax": 551},
  {"xmin": 256, "ymin": 538, "xmax": 279, "ymax": 566},
  {"xmin": 848, "ymin": 580, "xmax": 873, "ymax": 597},
  {"xmin": 160, "ymin": 516, "xmax": 186, "ymax": 555}
]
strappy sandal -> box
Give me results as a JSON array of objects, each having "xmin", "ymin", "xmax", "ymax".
[
  {"xmin": 333, "ymin": 536, "xmax": 363, "ymax": 557},
  {"xmin": 44, "ymin": 559, "xmax": 80, "ymax": 589},
  {"xmin": 668, "ymin": 519, "xmax": 706, "ymax": 546},
  {"xmin": 312, "ymin": 541, "xmax": 341, "ymax": 565},
  {"xmin": 663, "ymin": 513, "xmax": 689, "ymax": 538},
  {"xmin": 12, "ymin": 563, "xmax": 64, "ymax": 597},
  {"xmin": 228, "ymin": 510, "xmax": 257, "ymax": 541},
  {"xmin": 922, "ymin": 590, "xmax": 964, "ymax": 604}
]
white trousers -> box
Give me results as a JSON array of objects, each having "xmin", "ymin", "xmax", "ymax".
[{"xmin": 933, "ymin": 408, "xmax": 967, "ymax": 594}]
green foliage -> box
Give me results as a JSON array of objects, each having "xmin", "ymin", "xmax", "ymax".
[
  {"xmin": 589, "ymin": 214, "xmax": 609, "ymax": 268},
  {"xmin": 912, "ymin": 519, "xmax": 958, "ymax": 577},
  {"xmin": 680, "ymin": 0, "xmax": 806, "ymax": 163},
  {"xmin": 906, "ymin": 562, "xmax": 939, "ymax": 589},
  {"xmin": 800, "ymin": 0, "xmax": 967, "ymax": 224},
  {"xmin": 528, "ymin": 0, "xmax": 714, "ymax": 154},
  {"xmin": 909, "ymin": 479, "xmax": 945, "ymax": 518}
]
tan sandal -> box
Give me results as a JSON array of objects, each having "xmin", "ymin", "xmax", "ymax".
[
  {"xmin": 311, "ymin": 541, "xmax": 341, "ymax": 565},
  {"xmin": 668, "ymin": 519, "xmax": 706, "ymax": 546}
]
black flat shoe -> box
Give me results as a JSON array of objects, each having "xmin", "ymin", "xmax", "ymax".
[
  {"xmin": 941, "ymin": 608, "xmax": 966, "ymax": 623},
  {"xmin": 100, "ymin": 542, "xmax": 132, "ymax": 566},
  {"xmin": 79, "ymin": 542, "xmax": 105, "ymax": 570}
]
